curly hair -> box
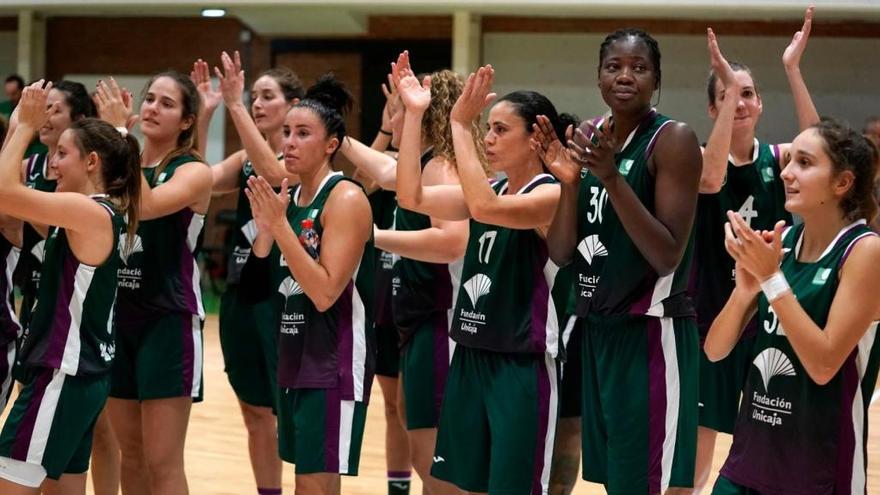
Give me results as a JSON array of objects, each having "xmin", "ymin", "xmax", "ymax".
[{"xmin": 422, "ymin": 69, "xmax": 488, "ymax": 171}]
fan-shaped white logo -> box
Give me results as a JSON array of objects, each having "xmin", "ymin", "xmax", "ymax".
[
  {"xmin": 241, "ymin": 219, "xmax": 258, "ymax": 246},
  {"xmin": 31, "ymin": 240, "xmax": 46, "ymax": 263},
  {"xmin": 463, "ymin": 273, "xmax": 491, "ymax": 308},
  {"xmin": 577, "ymin": 235, "xmax": 608, "ymax": 265},
  {"xmin": 278, "ymin": 277, "xmax": 304, "ymax": 298},
  {"xmin": 753, "ymin": 347, "xmax": 796, "ymax": 391},
  {"xmin": 118, "ymin": 234, "xmax": 143, "ymax": 265}
]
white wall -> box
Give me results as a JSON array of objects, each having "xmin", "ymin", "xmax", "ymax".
[{"xmin": 484, "ymin": 32, "xmax": 879, "ymax": 144}]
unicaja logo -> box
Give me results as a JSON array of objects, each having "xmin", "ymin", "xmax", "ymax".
[
  {"xmin": 118, "ymin": 234, "xmax": 143, "ymax": 265},
  {"xmin": 753, "ymin": 347, "xmax": 796, "ymax": 391},
  {"xmin": 278, "ymin": 277, "xmax": 304, "ymax": 299},
  {"xmin": 463, "ymin": 273, "xmax": 491, "ymax": 307},
  {"xmin": 577, "ymin": 235, "xmax": 608, "ymax": 265},
  {"xmin": 241, "ymin": 219, "xmax": 258, "ymax": 246}
]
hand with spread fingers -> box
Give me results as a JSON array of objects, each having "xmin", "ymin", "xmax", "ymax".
[
  {"xmin": 393, "ymin": 54, "xmax": 431, "ymax": 114},
  {"xmin": 215, "ymin": 50, "xmax": 246, "ymax": 107},
  {"xmin": 17, "ymin": 80, "xmax": 54, "ymax": 131},
  {"xmin": 568, "ymin": 120, "xmax": 618, "ymax": 184},
  {"xmin": 707, "ymin": 28, "xmax": 740, "ymax": 94},
  {"xmin": 450, "ymin": 65, "xmax": 497, "ymax": 125},
  {"xmin": 191, "ymin": 58, "xmax": 223, "ymax": 113},
  {"xmin": 94, "ymin": 77, "xmax": 133, "ymax": 129},
  {"xmin": 724, "ymin": 210, "xmax": 786, "ymax": 282},
  {"xmin": 379, "ymin": 81, "xmax": 395, "ymax": 132},
  {"xmin": 245, "ymin": 175, "xmax": 290, "ymax": 234},
  {"xmin": 783, "ymin": 5, "xmax": 814, "ymax": 70},
  {"xmin": 531, "ymin": 115, "xmax": 579, "ymax": 185}
]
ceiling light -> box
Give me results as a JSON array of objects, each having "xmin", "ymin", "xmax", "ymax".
[{"xmin": 201, "ymin": 8, "xmax": 226, "ymax": 18}]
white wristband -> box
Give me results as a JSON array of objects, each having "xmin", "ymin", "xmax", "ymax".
[
  {"xmin": 115, "ymin": 126, "xmax": 128, "ymax": 138},
  {"xmin": 761, "ymin": 271, "xmax": 791, "ymax": 303}
]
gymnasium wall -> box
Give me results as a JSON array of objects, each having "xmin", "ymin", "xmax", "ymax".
[{"xmin": 484, "ymin": 32, "xmax": 879, "ymax": 144}]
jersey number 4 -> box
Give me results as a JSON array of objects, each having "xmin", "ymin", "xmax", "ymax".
[{"xmin": 738, "ymin": 195, "xmax": 758, "ymax": 228}]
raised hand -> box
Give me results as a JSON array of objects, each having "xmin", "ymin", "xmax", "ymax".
[
  {"xmin": 94, "ymin": 77, "xmax": 133, "ymax": 128},
  {"xmin": 379, "ymin": 82, "xmax": 396, "ymax": 131},
  {"xmin": 214, "ymin": 50, "xmax": 246, "ymax": 107},
  {"xmin": 707, "ymin": 28, "xmax": 740, "ymax": 93},
  {"xmin": 17, "ymin": 80, "xmax": 54, "ymax": 131},
  {"xmin": 191, "ymin": 58, "xmax": 223, "ymax": 113},
  {"xmin": 724, "ymin": 212, "xmax": 785, "ymax": 281},
  {"xmin": 245, "ymin": 175, "xmax": 290, "ymax": 233},
  {"xmin": 567, "ymin": 121, "xmax": 618, "ymax": 184},
  {"xmin": 390, "ymin": 51, "xmax": 432, "ymax": 113},
  {"xmin": 450, "ymin": 65, "xmax": 496, "ymax": 125},
  {"xmin": 532, "ymin": 115, "xmax": 579, "ymax": 185},
  {"xmin": 783, "ymin": 5, "xmax": 814, "ymax": 69}
]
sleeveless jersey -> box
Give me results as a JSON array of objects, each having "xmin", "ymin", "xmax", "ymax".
[
  {"xmin": 18, "ymin": 197, "xmax": 125, "ymax": 376},
  {"xmin": 16, "ymin": 153, "xmax": 56, "ymax": 329},
  {"xmin": 369, "ymin": 188, "xmax": 397, "ymax": 328},
  {"xmin": 116, "ymin": 155, "xmax": 206, "ymax": 321},
  {"xmin": 226, "ymin": 156, "xmax": 281, "ymax": 286},
  {"xmin": 0, "ymin": 234, "xmax": 20, "ymax": 345},
  {"xmin": 721, "ymin": 221, "xmax": 880, "ymax": 495},
  {"xmin": 574, "ymin": 111, "xmax": 694, "ymax": 318},
  {"xmin": 272, "ymin": 172, "xmax": 376, "ymax": 402},
  {"xmin": 391, "ymin": 150, "xmax": 462, "ymax": 342},
  {"xmin": 450, "ymin": 174, "xmax": 561, "ymax": 356},
  {"xmin": 691, "ymin": 140, "xmax": 790, "ymax": 338}
]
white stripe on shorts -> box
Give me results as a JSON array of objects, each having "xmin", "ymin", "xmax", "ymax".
[
  {"xmin": 191, "ymin": 314, "xmax": 203, "ymax": 398},
  {"xmin": 660, "ymin": 317, "xmax": 680, "ymax": 492},
  {"xmin": 27, "ymin": 370, "xmax": 66, "ymax": 465},
  {"xmin": 0, "ymin": 341, "xmax": 15, "ymax": 413},
  {"xmin": 539, "ymin": 352, "xmax": 559, "ymax": 494},
  {"xmin": 338, "ymin": 400, "xmax": 355, "ymax": 474}
]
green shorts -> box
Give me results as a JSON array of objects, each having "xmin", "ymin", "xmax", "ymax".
[
  {"xmin": 581, "ymin": 314, "xmax": 699, "ymax": 494},
  {"xmin": 110, "ymin": 312, "xmax": 204, "ymax": 402},
  {"xmin": 400, "ymin": 313, "xmax": 452, "ymax": 430},
  {"xmin": 277, "ymin": 387, "xmax": 368, "ymax": 475},
  {"xmin": 559, "ymin": 316, "xmax": 582, "ymax": 419},
  {"xmin": 712, "ymin": 475, "xmax": 762, "ymax": 494},
  {"xmin": 0, "ymin": 368, "xmax": 109, "ymax": 483},
  {"xmin": 219, "ymin": 287, "xmax": 278, "ymax": 409},
  {"xmin": 375, "ymin": 322, "xmax": 401, "ymax": 378},
  {"xmin": 431, "ymin": 346, "xmax": 558, "ymax": 494},
  {"xmin": 699, "ymin": 335, "xmax": 753, "ymax": 434}
]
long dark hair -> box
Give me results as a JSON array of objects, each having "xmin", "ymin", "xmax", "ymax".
[{"xmin": 293, "ymin": 73, "xmax": 353, "ymax": 162}]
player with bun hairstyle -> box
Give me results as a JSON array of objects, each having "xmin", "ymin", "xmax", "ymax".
[{"xmin": 241, "ymin": 73, "xmax": 375, "ymax": 494}]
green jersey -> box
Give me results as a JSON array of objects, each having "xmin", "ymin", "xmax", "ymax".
[
  {"xmin": 574, "ymin": 111, "xmax": 694, "ymax": 318},
  {"xmin": 721, "ymin": 221, "xmax": 880, "ymax": 494},
  {"xmin": 18, "ymin": 197, "xmax": 125, "ymax": 376},
  {"xmin": 450, "ymin": 174, "xmax": 562, "ymax": 356},
  {"xmin": 691, "ymin": 140, "xmax": 790, "ymax": 338},
  {"xmin": 116, "ymin": 155, "xmax": 205, "ymax": 321},
  {"xmin": 16, "ymin": 153, "xmax": 56, "ymax": 330}
]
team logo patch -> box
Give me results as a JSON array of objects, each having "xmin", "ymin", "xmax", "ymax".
[
  {"xmin": 157, "ymin": 172, "xmax": 168, "ymax": 184},
  {"xmin": 618, "ymin": 159, "xmax": 634, "ymax": 176},
  {"xmin": 278, "ymin": 277, "xmax": 304, "ymax": 298},
  {"xmin": 752, "ymin": 347, "xmax": 796, "ymax": 391},
  {"xmin": 577, "ymin": 235, "xmax": 608, "ymax": 265},
  {"xmin": 118, "ymin": 234, "xmax": 143, "ymax": 264},
  {"xmin": 762, "ymin": 165, "xmax": 775, "ymax": 183},
  {"xmin": 812, "ymin": 268, "xmax": 831, "ymax": 285},
  {"xmin": 463, "ymin": 273, "xmax": 491, "ymax": 307}
]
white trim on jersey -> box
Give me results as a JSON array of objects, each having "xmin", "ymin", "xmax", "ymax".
[
  {"xmin": 498, "ymin": 173, "xmax": 555, "ymax": 195},
  {"xmin": 850, "ymin": 320, "xmax": 878, "ymax": 494},
  {"xmin": 447, "ymin": 257, "xmax": 464, "ymax": 363},
  {"xmin": 539, "ymin": 352, "xmax": 560, "ymax": 494},
  {"xmin": 659, "ymin": 317, "xmax": 681, "ymax": 493},
  {"xmin": 645, "ymin": 274, "xmax": 674, "ymax": 318},
  {"xmin": 190, "ymin": 314, "xmax": 203, "ymax": 399},
  {"xmin": 292, "ymin": 171, "xmax": 343, "ymax": 206},
  {"xmin": 59, "ymin": 265, "xmax": 96, "ymax": 375},
  {"xmin": 187, "ymin": 213, "xmax": 207, "ymax": 319},
  {"xmin": 27, "ymin": 370, "xmax": 66, "ymax": 465},
  {"xmin": 795, "ymin": 219, "xmax": 867, "ymax": 262},
  {"xmin": 351, "ymin": 258, "xmax": 367, "ymax": 403},
  {"xmin": 338, "ymin": 399, "xmax": 356, "ymax": 474},
  {"xmin": 4, "ymin": 247, "xmax": 20, "ymax": 335},
  {"xmin": 543, "ymin": 260, "xmax": 561, "ymax": 358}
]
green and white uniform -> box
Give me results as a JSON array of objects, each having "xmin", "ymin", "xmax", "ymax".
[
  {"xmin": 0, "ymin": 234, "xmax": 19, "ymax": 414},
  {"xmin": 716, "ymin": 221, "xmax": 880, "ymax": 495},
  {"xmin": 219, "ymin": 158, "xmax": 280, "ymax": 409},
  {"xmin": 241, "ymin": 172, "xmax": 376, "ymax": 475},
  {"xmin": 575, "ymin": 111, "xmax": 699, "ymax": 494},
  {"xmin": 369, "ymin": 188, "xmax": 400, "ymax": 378},
  {"xmin": 112, "ymin": 155, "xmax": 205, "ymax": 402},
  {"xmin": 0, "ymin": 197, "xmax": 123, "ymax": 484},
  {"xmin": 691, "ymin": 139, "xmax": 789, "ymax": 433},
  {"xmin": 432, "ymin": 174, "xmax": 561, "ymax": 495}
]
